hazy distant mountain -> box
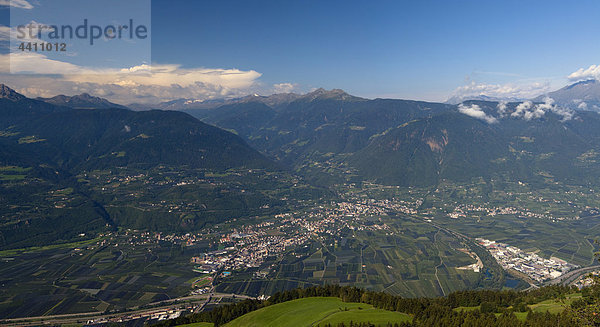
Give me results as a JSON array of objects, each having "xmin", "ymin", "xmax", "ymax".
[
  {"xmin": 534, "ymin": 79, "xmax": 600, "ymax": 111},
  {"xmin": 243, "ymin": 92, "xmax": 303, "ymax": 108},
  {"xmin": 297, "ymin": 88, "xmax": 362, "ymax": 102},
  {"xmin": 37, "ymin": 93, "xmax": 129, "ymax": 110},
  {"xmin": 128, "ymin": 92, "xmax": 303, "ymax": 111},
  {"xmin": 128, "ymin": 97, "xmax": 236, "ymax": 111},
  {"xmin": 446, "ymin": 94, "xmax": 525, "ymax": 105}
]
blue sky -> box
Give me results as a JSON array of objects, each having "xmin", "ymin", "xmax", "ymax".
[
  {"xmin": 149, "ymin": 0, "xmax": 600, "ymax": 101},
  {"xmin": 2, "ymin": 0, "xmax": 600, "ymax": 103}
]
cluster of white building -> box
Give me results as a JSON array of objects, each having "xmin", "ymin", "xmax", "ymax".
[
  {"xmin": 190, "ymin": 199, "xmax": 399, "ymax": 278},
  {"xmin": 477, "ymin": 238, "xmax": 577, "ymax": 283},
  {"xmin": 448, "ymin": 204, "xmax": 565, "ymax": 220},
  {"xmin": 86, "ymin": 307, "xmax": 187, "ymax": 325},
  {"xmin": 572, "ymin": 271, "xmax": 600, "ymax": 289}
]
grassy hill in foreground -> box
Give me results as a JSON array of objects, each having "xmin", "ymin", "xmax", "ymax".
[
  {"xmin": 179, "ymin": 294, "xmax": 579, "ymax": 327},
  {"xmin": 223, "ymin": 297, "xmax": 411, "ymax": 327},
  {"xmin": 159, "ymin": 284, "xmax": 598, "ymax": 327}
]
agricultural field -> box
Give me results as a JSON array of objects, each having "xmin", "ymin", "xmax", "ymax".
[
  {"xmin": 435, "ymin": 214, "xmax": 598, "ymax": 266},
  {"xmin": 224, "ymin": 297, "xmax": 412, "ymax": 327},
  {"xmin": 340, "ymin": 178, "xmax": 600, "ymax": 267},
  {"xmin": 215, "ymin": 216, "xmax": 499, "ymax": 298},
  {"xmin": 0, "ymin": 165, "xmax": 328, "ymax": 251},
  {"xmin": 0, "ymin": 165, "xmax": 31, "ymax": 181},
  {"xmin": 3, "ymin": 171, "xmax": 600, "ymax": 320},
  {"xmin": 77, "ymin": 166, "xmax": 327, "ymax": 232},
  {"xmin": 0, "ymin": 232, "xmax": 206, "ymax": 318}
]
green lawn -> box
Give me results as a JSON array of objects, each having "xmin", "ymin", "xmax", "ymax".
[
  {"xmin": 317, "ymin": 306, "xmax": 412, "ymax": 326},
  {"xmin": 513, "ymin": 312, "xmax": 528, "ymax": 321},
  {"xmin": 177, "ymin": 323, "xmax": 214, "ymax": 327},
  {"xmin": 529, "ymin": 293, "xmax": 581, "ymax": 314},
  {"xmin": 453, "ymin": 293, "xmax": 583, "ymax": 320},
  {"xmin": 224, "ymin": 297, "xmax": 411, "ymax": 327}
]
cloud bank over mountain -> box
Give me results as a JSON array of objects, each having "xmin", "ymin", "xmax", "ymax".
[
  {"xmin": 447, "ymin": 80, "xmax": 552, "ymax": 104},
  {"xmin": 0, "ymin": 52, "xmax": 268, "ymax": 104},
  {"xmin": 568, "ymin": 64, "xmax": 600, "ymax": 82}
]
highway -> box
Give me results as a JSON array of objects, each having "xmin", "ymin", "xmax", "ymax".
[
  {"xmin": 0, "ymin": 292, "xmax": 254, "ymax": 327},
  {"xmin": 546, "ymin": 265, "xmax": 600, "ymax": 286}
]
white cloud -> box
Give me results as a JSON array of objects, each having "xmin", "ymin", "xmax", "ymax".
[
  {"xmin": 0, "ymin": 26, "xmax": 10, "ymax": 41},
  {"xmin": 511, "ymin": 101, "xmax": 533, "ymax": 118},
  {"xmin": 568, "ymin": 64, "xmax": 600, "ymax": 81},
  {"xmin": 6, "ymin": 53, "xmax": 261, "ymax": 88},
  {"xmin": 511, "ymin": 100, "xmax": 545, "ymax": 120},
  {"xmin": 511, "ymin": 98, "xmax": 573, "ymax": 121},
  {"xmin": 0, "ymin": 0, "xmax": 33, "ymax": 9},
  {"xmin": 273, "ymin": 82, "xmax": 298, "ymax": 93},
  {"xmin": 8, "ymin": 52, "xmax": 84, "ymax": 74},
  {"xmin": 0, "ymin": 21, "xmax": 55, "ymax": 43},
  {"xmin": 496, "ymin": 101, "xmax": 508, "ymax": 117},
  {"xmin": 0, "ymin": 53, "xmax": 265, "ymax": 104},
  {"xmin": 458, "ymin": 103, "xmax": 498, "ymax": 124},
  {"xmin": 449, "ymin": 81, "xmax": 551, "ymax": 102}
]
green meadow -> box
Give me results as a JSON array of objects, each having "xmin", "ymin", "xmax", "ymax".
[{"xmin": 224, "ymin": 297, "xmax": 411, "ymax": 327}]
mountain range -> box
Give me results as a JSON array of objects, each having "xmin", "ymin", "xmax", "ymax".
[
  {"xmin": 190, "ymin": 89, "xmax": 600, "ymax": 187},
  {"xmin": 534, "ymin": 79, "xmax": 600, "ymax": 111},
  {"xmin": 446, "ymin": 94, "xmax": 526, "ymax": 105},
  {"xmin": 2, "ymin": 86, "xmax": 273, "ymax": 171},
  {"xmin": 36, "ymin": 93, "xmax": 129, "ymax": 110},
  {"xmin": 27, "ymin": 79, "xmax": 600, "ymax": 114},
  {"xmin": 127, "ymin": 92, "xmax": 302, "ymax": 112},
  {"xmin": 0, "ymin": 85, "xmax": 282, "ymax": 248},
  {"xmin": 9, "ymin": 83, "xmax": 600, "ymax": 188},
  {"xmin": 6, "ymin": 83, "xmax": 600, "ymax": 248}
]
